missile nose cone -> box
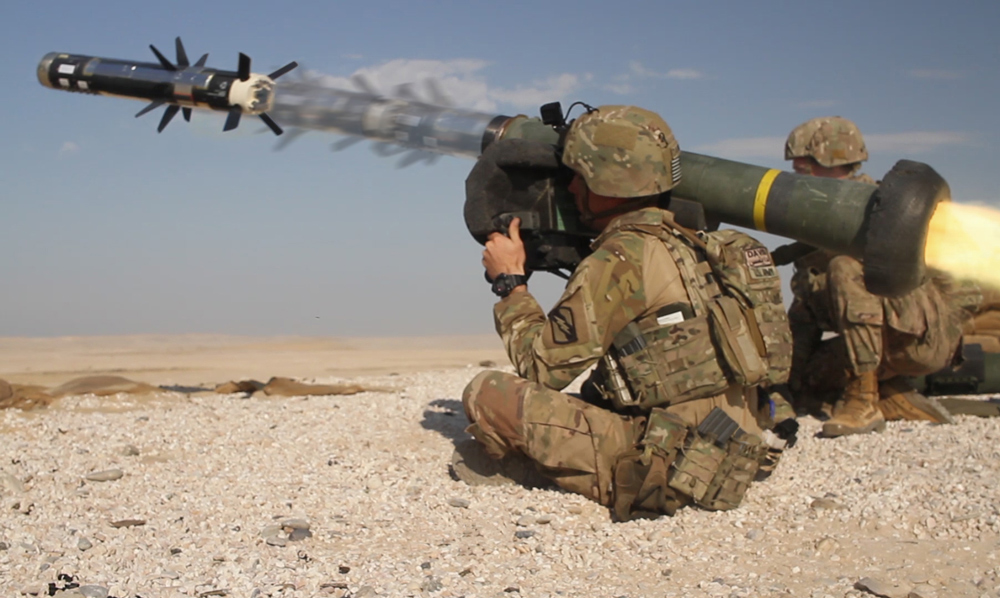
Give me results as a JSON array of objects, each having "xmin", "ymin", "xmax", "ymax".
[{"xmin": 37, "ymin": 52, "xmax": 60, "ymax": 88}]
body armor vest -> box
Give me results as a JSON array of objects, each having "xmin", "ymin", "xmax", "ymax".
[{"xmin": 596, "ymin": 213, "xmax": 792, "ymax": 410}]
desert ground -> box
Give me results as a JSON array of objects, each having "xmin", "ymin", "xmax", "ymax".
[{"xmin": 1, "ymin": 334, "xmax": 999, "ymax": 598}]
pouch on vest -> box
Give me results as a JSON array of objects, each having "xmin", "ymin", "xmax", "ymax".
[
  {"xmin": 611, "ymin": 408, "xmax": 690, "ymax": 521},
  {"xmin": 604, "ymin": 306, "xmax": 731, "ymax": 410},
  {"xmin": 707, "ymin": 296, "xmax": 768, "ymax": 386},
  {"xmin": 701, "ymin": 229, "xmax": 792, "ymax": 386},
  {"xmin": 667, "ymin": 408, "xmax": 764, "ymax": 511}
]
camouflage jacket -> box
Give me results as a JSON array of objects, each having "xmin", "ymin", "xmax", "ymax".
[{"xmin": 494, "ymin": 207, "xmax": 693, "ymax": 390}]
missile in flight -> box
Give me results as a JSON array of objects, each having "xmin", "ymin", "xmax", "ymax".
[{"xmin": 37, "ymin": 38, "xmax": 298, "ymax": 134}]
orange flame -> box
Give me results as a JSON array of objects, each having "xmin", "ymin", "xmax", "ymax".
[{"xmin": 924, "ymin": 201, "xmax": 1000, "ymax": 287}]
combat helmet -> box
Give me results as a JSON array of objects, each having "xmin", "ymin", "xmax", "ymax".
[
  {"xmin": 562, "ymin": 105, "xmax": 682, "ymax": 198},
  {"xmin": 785, "ymin": 116, "xmax": 869, "ymax": 168}
]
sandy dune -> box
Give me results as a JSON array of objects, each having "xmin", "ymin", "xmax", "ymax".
[{"xmin": 0, "ymin": 334, "xmax": 509, "ymax": 389}]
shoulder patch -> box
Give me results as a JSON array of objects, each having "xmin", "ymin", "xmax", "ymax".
[
  {"xmin": 744, "ymin": 246, "xmax": 773, "ymax": 268},
  {"xmin": 549, "ymin": 306, "xmax": 579, "ymax": 345}
]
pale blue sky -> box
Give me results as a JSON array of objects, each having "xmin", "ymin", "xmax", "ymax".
[{"xmin": 3, "ymin": 1, "xmax": 998, "ymax": 336}]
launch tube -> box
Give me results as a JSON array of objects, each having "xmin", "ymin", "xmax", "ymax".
[{"xmin": 483, "ymin": 115, "xmax": 947, "ymax": 297}]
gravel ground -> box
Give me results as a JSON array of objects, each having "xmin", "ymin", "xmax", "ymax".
[{"xmin": 1, "ymin": 366, "xmax": 999, "ymax": 598}]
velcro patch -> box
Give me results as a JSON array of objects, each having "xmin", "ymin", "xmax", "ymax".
[
  {"xmin": 744, "ymin": 247, "xmax": 773, "ymax": 268},
  {"xmin": 593, "ymin": 123, "xmax": 637, "ymax": 150},
  {"xmin": 549, "ymin": 306, "xmax": 579, "ymax": 345}
]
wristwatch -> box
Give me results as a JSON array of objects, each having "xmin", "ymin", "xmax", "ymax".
[{"xmin": 491, "ymin": 273, "xmax": 529, "ymax": 298}]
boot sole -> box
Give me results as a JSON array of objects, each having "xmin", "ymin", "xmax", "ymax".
[{"xmin": 821, "ymin": 418, "xmax": 887, "ymax": 438}]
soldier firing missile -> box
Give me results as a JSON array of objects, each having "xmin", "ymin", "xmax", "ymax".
[
  {"xmin": 37, "ymin": 38, "xmax": 298, "ymax": 135},
  {"xmin": 34, "ymin": 49, "xmax": 961, "ymax": 298}
]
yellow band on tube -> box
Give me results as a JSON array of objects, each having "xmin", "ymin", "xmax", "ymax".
[{"xmin": 753, "ymin": 169, "xmax": 781, "ymax": 232}]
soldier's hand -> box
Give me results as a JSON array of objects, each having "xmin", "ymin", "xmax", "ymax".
[{"xmin": 483, "ymin": 217, "xmax": 527, "ymax": 280}]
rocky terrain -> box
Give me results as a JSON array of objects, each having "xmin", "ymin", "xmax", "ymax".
[{"xmin": 1, "ymin": 361, "xmax": 999, "ymax": 597}]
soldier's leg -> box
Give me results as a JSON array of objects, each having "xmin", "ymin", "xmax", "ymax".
[
  {"xmin": 821, "ymin": 256, "xmax": 885, "ymax": 437},
  {"xmin": 875, "ymin": 281, "xmax": 962, "ymax": 423},
  {"xmin": 462, "ymin": 370, "xmax": 641, "ymax": 506}
]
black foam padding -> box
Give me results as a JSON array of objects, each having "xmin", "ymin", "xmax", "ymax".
[
  {"xmin": 863, "ymin": 160, "xmax": 949, "ymax": 297},
  {"xmin": 464, "ymin": 138, "xmax": 568, "ymax": 243}
]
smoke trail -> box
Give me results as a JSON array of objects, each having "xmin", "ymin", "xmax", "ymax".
[
  {"xmin": 269, "ymin": 75, "xmax": 507, "ymax": 164},
  {"xmin": 925, "ymin": 201, "xmax": 1000, "ymax": 288}
]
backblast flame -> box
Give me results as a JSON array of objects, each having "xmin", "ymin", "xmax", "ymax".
[{"xmin": 925, "ymin": 201, "xmax": 1000, "ymax": 287}]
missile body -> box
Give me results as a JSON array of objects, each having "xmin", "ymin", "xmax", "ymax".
[
  {"xmin": 38, "ymin": 52, "xmax": 273, "ymax": 115},
  {"xmin": 37, "ymin": 40, "xmax": 297, "ymax": 134}
]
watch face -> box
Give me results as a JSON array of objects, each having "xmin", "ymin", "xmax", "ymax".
[{"xmin": 492, "ymin": 274, "xmax": 523, "ymax": 297}]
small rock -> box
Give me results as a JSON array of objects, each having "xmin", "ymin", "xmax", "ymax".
[
  {"xmin": 280, "ymin": 518, "xmax": 310, "ymax": 530},
  {"xmin": 810, "ymin": 498, "xmax": 845, "ymax": 510},
  {"xmin": 516, "ymin": 515, "xmax": 534, "ymax": 527},
  {"xmin": 121, "ymin": 445, "xmax": 140, "ymax": 457},
  {"xmin": 265, "ymin": 536, "xmax": 287, "ymax": 547},
  {"xmin": 816, "ymin": 537, "xmax": 838, "ymax": 553},
  {"xmin": 514, "ymin": 530, "xmax": 535, "ymax": 539},
  {"xmin": 85, "ymin": 469, "xmax": 123, "ymax": 482},
  {"xmin": 448, "ymin": 497, "xmax": 470, "ymax": 509},
  {"xmin": 479, "ymin": 360, "xmax": 497, "ymax": 367},
  {"xmin": 77, "ymin": 537, "xmax": 93, "ymax": 551},
  {"xmin": 288, "ymin": 529, "xmax": 312, "ymax": 542},
  {"xmin": 338, "ymin": 565, "xmax": 351, "ymax": 574},
  {"xmin": 746, "ymin": 530, "xmax": 761, "ymax": 540},
  {"xmin": 504, "ymin": 587, "xmax": 520, "ymax": 593},
  {"xmin": 169, "ymin": 548, "xmax": 182, "ymax": 555},
  {"xmin": 566, "ymin": 505, "xmax": 584, "ymax": 515},
  {"xmin": 21, "ymin": 584, "xmax": 46, "ymax": 596},
  {"xmin": 907, "ymin": 586, "xmax": 937, "ymax": 598},
  {"xmin": 110, "ymin": 519, "xmax": 145, "ymax": 528},
  {"xmin": 421, "ymin": 561, "xmax": 431, "ymax": 569},
  {"xmin": 353, "ymin": 587, "xmax": 377, "ymax": 598},
  {"xmin": 536, "ymin": 514, "xmax": 552, "ymax": 524},
  {"xmin": 855, "ymin": 577, "xmax": 897, "ymax": 598},
  {"xmin": 366, "ymin": 476, "xmax": 383, "ymax": 490},
  {"xmin": 420, "ymin": 576, "xmax": 443, "ymax": 593},
  {"xmin": 0, "ymin": 541, "xmax": 8, "ymax": 550},
  {"xmin": 79, "ymin": 586, "xmax": 110, "ymax": 598}
]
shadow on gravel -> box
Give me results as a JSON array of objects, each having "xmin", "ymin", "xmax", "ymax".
[{"xmin": 421, "ymin": 398, "xmax": 468, "ymax": 444}]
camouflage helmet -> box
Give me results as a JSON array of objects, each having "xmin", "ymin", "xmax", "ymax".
[
  {"xmin": 562, "ymin": 105, "xmax": 682, "ymax": 198},
  {"xmin": 784, "ymin": 116, "xmax": 868, "ymax": 168}
]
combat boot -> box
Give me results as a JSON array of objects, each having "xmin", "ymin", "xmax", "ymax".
[
  {"xmin": 450, "ymin": 439, "xmax": 553, "ymax": 489},
  {"xmin": 878, "ymin": 377, "xmax": 955, "ymax": 424},
  {"xmin": 821, "ymin": 371, "xmax": 885, "ymax": 437}
]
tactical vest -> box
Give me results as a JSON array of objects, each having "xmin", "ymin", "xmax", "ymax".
[{"xmin": 595, "ymin": 214, "xmax": 792, "ymax": 411}]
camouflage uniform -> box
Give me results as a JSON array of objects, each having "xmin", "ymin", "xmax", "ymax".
[
  {"xmin": 788, "ymin": 251, "xmax": 976, "ymax": 395},
  {"xmin": 963, "ymin": 285, "xmax": 1000, "ymax": 353},
  {"xmin": 784, "ymin": 117, "xmax": 979, "ymax": 423},
  {"xmin": 463, "ymin": 106, "xmax": 784, "ymax": 518}
]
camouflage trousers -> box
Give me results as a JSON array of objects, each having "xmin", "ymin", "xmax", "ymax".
[
  {"xmin": 826, "ymin": 255, "xmax": 961, "ymax": 378},
  {"xmin": 965, "ymin": 310, "xmax": 1000, "ymax": 353},
  {"xmin": 462, "ymin": 370, "xmax": 764, "ymax": 510}
]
